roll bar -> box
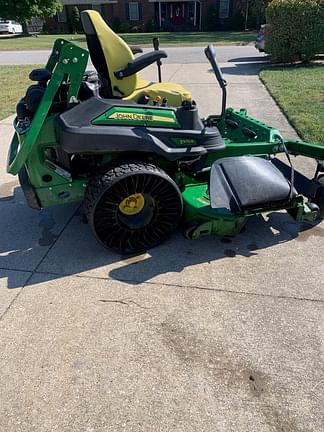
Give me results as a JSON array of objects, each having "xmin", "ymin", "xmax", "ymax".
[{"xmin": 204, "ymin": 45, "xmax": 227, "ymax": 122}]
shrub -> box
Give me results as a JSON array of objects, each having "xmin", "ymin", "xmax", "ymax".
[
  {"xmin": 70, "ymin": 6, "xmax": 81, "ymax": 34},
  {"xmin": 111, "ymin": 18, "xmax": 130, "ymax": 33},
  {"xmin": 111, "ymin": 17, "xmax": 122, "ymax": 33},
  {"xmin": 145, "ymin": 19, "xmax": 156, "ymax": 33},
  {"xmin": 266, "ymin": 0, "xmax": 324, "ymax": 62},
  {"xmin": 204, "ymin": 5, "xmax": 219, "ymax": 31},
  {"xmin": 119, "ymin": 21, "xmax": 131, "ymax": 33},
  {"xmin": 232, "ymin": 10, "xmax": 245, "ymax": 31}
]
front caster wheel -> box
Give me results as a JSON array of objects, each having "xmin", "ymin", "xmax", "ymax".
[
  {"xmin": 313, "ymin": 175, "xmax": 324, "ymax": 219},
  {"xmin": 84, "ymin": 161, "xmax": 183, "ymax": 254},
  {"xmin": 183, "ymin": 221, "xmax": 200, "ymax": 240}
]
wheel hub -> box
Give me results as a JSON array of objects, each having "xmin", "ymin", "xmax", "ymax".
[{"xmin": 119, "ymin": 193, "xmax": 145, "ymax": 215}]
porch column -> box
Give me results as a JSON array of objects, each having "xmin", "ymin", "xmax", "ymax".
[
  {"xmin": 159, "ymin": 2, "xmax": 162, "ymax": 28},
  {"xmin": 194, "ymin": 1, "xmax": 197, "ymax": 27}
]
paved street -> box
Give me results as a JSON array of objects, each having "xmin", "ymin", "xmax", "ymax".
[
  {"xmin": 0, "ymin": 44, "xmax": 266, "ymax": 65},
  {"xmin": 0, "ymin": 46, "xmax": 323, "ymax": 432}
]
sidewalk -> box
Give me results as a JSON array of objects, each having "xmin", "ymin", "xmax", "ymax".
[{"xmin": 0, "ymin": 61, "xmax": 323, "ymax": 432}]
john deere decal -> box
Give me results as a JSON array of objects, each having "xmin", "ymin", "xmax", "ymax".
[{"xmin": 92, "ymin": 106, "xmax": 181, "ymax": 128}]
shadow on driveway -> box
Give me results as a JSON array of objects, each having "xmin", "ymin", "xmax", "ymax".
[
  {"xmin": 217, "ymin": 65, "xmax": 262, "ymax": 76},
  {"xmin": 228, "ymin": 55, "xmax": 270, "ymax": 63},
  {"xmin": 1, "ymin": 184, "xmax": 323, "ymax": 290}
]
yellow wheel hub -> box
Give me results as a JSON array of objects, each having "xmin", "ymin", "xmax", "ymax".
[{"xmin": 119, "ymin": 193, "xmax": 145, "ymax": 216}]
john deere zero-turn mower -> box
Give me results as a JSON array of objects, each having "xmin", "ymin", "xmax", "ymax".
[{"xmin": 7, "ymin": 10, "xmax": 324, "ymax": 254}]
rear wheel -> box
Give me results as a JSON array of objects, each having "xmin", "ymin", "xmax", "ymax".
[{"xmin": 84, "ymin": 161, "xmax": 183, "ymax": 254}]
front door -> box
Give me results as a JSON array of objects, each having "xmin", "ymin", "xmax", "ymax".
[
  {"xmin": 169, "ymin": 2, "xmax": 185, "ymax": 26},
  {"xmin": 156, "ymin": 1, "xmax": 200, "ymax": 30}
]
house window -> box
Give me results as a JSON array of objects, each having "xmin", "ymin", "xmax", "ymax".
[
  {"xmin": 92, "ymin": 4, "xmax": 102, "ymax": 12},
  {"xmin": 219, "ymin": 0, "xmax": 230, "ymax": 19},
  {"xmin": 57, "ymin": 7, "xmax": 67, "ymax": 23},
  {"xmin": 129, "ymin": 2, "xmax": 139, "ymax": 21}
]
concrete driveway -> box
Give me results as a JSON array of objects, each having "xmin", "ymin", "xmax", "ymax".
[{"xmin": 0, "ymin": 51, "xmax": 323, "ymax": 432}]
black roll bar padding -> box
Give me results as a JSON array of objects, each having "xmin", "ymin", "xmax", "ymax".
[{"xmin": 204, "ymin": 45, "xmax": 227, "ymax": 120}]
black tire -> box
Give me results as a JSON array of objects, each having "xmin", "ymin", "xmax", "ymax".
[
  {"xmin": 313, "ymin": 175, "xmax": 324, "ymax": 219},
  {"xmin": 84, "ymin": 161, "xmax": 183, "ymax": 254}
]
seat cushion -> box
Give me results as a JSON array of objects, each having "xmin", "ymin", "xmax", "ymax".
[
  {"xmin": 125, "ymin": 81, "xmax": 192, "ymax": 107},
  {"xmin": 210, "ymin": 156, "xmax": 297, "ymax": 213}
]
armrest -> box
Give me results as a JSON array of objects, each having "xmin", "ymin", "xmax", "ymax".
[
  {"xmin": 130, "ymin": 46, "xmax": 143, "ymax": 55},
  {"xmin": 114, "ymin": 50, "xmax": 167, "ymax": 79}
]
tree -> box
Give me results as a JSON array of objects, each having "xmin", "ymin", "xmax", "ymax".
[
  {"xmin": 70, "ymin": 6, "xmax": 81, "ymax": 34},
  {"xmin": 0, "ymin": 0, "xmax": 62, "ymax": 35},
  {"xmin": 236, "ymin": 0, "xmax": 272, "ymax": 28},
  {"xmin": 204, "ymin": 5, "xmax": 219, "ymax": 31}
]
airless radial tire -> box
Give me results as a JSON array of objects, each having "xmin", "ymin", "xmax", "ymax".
[{"xmin": 84, "ymin": 161, "xmax": 183, "ymax": 253}]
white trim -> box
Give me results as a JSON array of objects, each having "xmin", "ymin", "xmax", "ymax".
[
  {"xmin": 60, "ymin": 0, "xmax": 114, "ymax": 4},
  {"xmin": 148, "ymin": 0, "xmax": 193, "ymax": 2}
]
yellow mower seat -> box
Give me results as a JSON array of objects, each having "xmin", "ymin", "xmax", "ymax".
[{"xmin": 80, "ymin": 10, "xmax": 191, "ymax": 106}]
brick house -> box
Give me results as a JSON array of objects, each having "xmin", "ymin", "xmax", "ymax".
[{"xmin": 48, "ymin": 0, "xmax": 239, "ymax": 33}]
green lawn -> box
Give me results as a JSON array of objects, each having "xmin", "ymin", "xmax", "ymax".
[
  {"xmin": 0, "ymin": 65, "xmax": 40, "ymax": 120},
  {"xmin": 0, "ymin": 31, "xmax": 256, "ymax": 51},
  {"xmin": 260, "ymin": 64, "xmax": 324, "ymax": 144}
]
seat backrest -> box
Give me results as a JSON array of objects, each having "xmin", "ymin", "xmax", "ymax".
[{"xmin": 81, "ymin": 10, "xmax": 138, "ymax": 98}]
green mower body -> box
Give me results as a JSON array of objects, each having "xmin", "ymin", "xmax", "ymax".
[{"xmin": 7, "ymin": 39, "xmax": 324, "ymax": 253}]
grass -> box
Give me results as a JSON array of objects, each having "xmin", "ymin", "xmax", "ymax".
[
  {"xmin": 260, "ymin": 64, "xmax": 324, "ymax": 144},
  {"xmin": 0, "ymin": 31, "xmax": 256, "ymax": 51},
  {"xmin": 0, "ymin": 65, "xmax": 41, "ymax": 120},
  {"xmin": 121, "ymin": 31, "xmax": 255, "ymax": 46}
]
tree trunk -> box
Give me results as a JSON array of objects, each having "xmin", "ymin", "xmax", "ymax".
[
  {"xmin": 244, "ymin": 0, "xmax": 249, "ymax": 30},
  {"xmin": 22, "ymin": 21, "xmax": 29, "ymax": 36}
]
